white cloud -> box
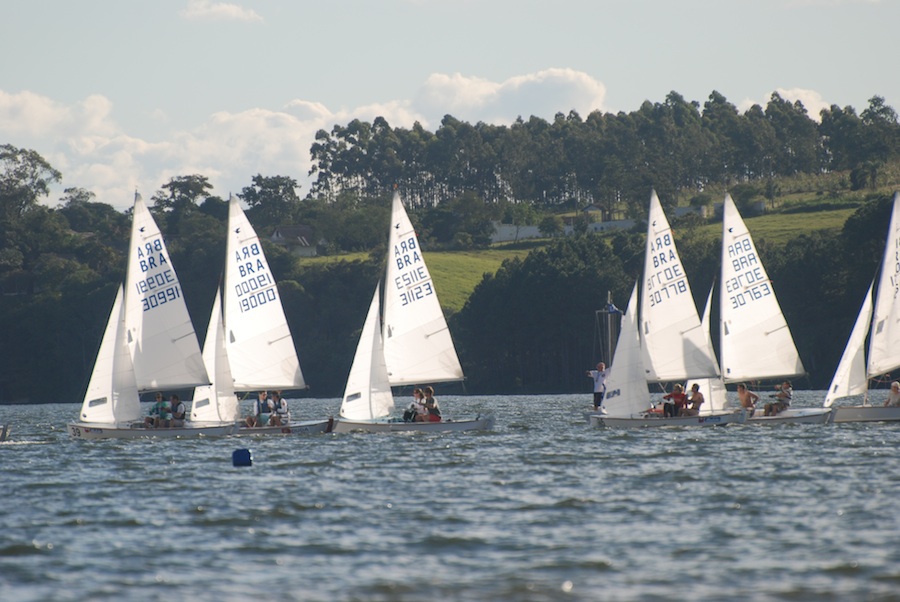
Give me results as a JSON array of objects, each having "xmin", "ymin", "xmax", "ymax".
[
  {"xmin": 738, "ymin": 88, "xmax": 830, "ymax": 121},
  {"xmin": 179, "ymin": 0, "xmax": 263, "ymax": 22},
  {"xmin": 414, "ymin": 68, "xmax": 607, "ymax": 125},
  {"xmin": 0, "ymin": 70, "xmax": 606, "ymax": 210}
]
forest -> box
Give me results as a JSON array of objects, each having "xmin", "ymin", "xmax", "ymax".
[{"xmin": 2, "ymin": 89, "xmax": 900, "ymax": 403}]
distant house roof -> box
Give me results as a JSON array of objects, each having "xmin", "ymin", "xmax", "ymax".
[{"xmin": 271, "ymin": 225, "xmax": 315, "ymax": 248}]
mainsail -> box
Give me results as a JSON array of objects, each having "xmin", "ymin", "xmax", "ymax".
[
  {"xmin": 223, "ymin": 197, "xmax": 305, "ymax": 391},
  {"xmin": 719, "ymin": 194, "xmax": 805, "ymax": 382},
  {"xmin": 124, "ymin": 196, "xmax": 208, "ymax": 391},
  {"xmin": 641, "ymin": 190, "xmax": 719, "ymax": 382},
  {"xmin": 867, "ymin": 192, "xmax": 900, "ymax": 378},
  {"xmin": 382, "ymin": 192, "xmax": 464, "ymax": 385}
]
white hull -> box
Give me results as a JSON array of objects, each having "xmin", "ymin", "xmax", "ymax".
[
  {"xmin": 591, "ymin": 411, "xmax": 743, "ymax": 428},
  {"xmin": 830, "ymin": 405, "xmax": 900, "ymax": 423},
  {"xmin": 746, "ymin": 408, "xmax": 832, "ymax": 424},
  {"xmin": 233, "ymin": 418, "xmax": 335, "ymax": 435},
  {"xmin": 583, "ymin": 410, "xmax": 603, "ymax": 423},
  {"xmin": 67, "ymin": 421, "xmax": 234, "ymax": 440},
  {"xmin": 333, "ymin": 415, "xmax": 494, "ymax": 433}
]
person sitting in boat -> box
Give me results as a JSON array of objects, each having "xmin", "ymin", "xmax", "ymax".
[
  {"xmin": 884, "ymin": 381, "xmax": 900, "ymax": 407},
  {"xmin": 737, "ymin": 383, "xmax": 759, "ymax": 417},
  {"xmin": 404, "ymin": 388, "xmax": 426, "ymax": 422},
  {"xmin": 682, "ymin": 383, "xmax": 704, "ymax": 416},
  {"xmin": 245, "ymin": 391, "xmax": 273, "ymax": 427},
  {"xmin": 586, "ymin": 362, "xmax": 608, "ymax": 410},
  {"xmin": 144, "ymin": 393, "xmax": 172, "ymax": 428},
  {"xmin": 270, "ymin": 391, "xmax": 290, "ymax": 426},
  {"xmin": 765, "ymin": 380, "xmax": 792, "ymax": 416},
  {"xmin": 421, "ymin": 386, "xmax": 441, "ymax": 422},
  {"xmin": 170, "ymin": 394, "xmax": 186, "ymax": 427},
  {"xmin": 662, "ymin": 384, "xmax": 687, "ymax": 418}
]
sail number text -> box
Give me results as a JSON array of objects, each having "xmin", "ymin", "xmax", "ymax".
[
  {"xmin": 725, "ymin": 238, "xmax": 772, "ymax": 309},
  {"xmin": 393, "ymin": 237, "xmax": 434, "ymax": 307},
  {"xmin": 134, "ymin": 241, "xmax": 182, "ymax": 312},
  {"xmin": 646, "ymin": 234, "xmax": 688, "ymax": 307},
  {"xmin": 233, "ymin": 243, "xmax": 278, "ymax": 313}
]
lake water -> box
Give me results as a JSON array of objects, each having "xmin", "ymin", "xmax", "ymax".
[{"xmin": 1, "ymin": 392, "xmax": 899, "ymax": 601}]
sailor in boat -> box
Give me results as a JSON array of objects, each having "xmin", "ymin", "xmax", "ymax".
[
  {"xmin": 682, "ymin": 383, "xmax": 704, "ymax": 416},
  {"xmin": 170, "ymin": 394, "xmax": 186, "ymax": 427},
  {"xmin": 421, "ymin": 386, "xmax": 442, "ymax": 422},
  {"xmin": 764, "ymin": 380, "xmax": 792, "ymax": 416},
  {"xmin": 403, "ymin": 388, "xmax": 426, "ymax": 422},
  {"xmin": 884, "ymin": 382, "xmax": 900, "ymax": 407},
  {"xmin": 245, "ymin": 391, "xmax": 273, "ymax": 427},
  {"xmin": 662, "ymin": 384, "xmax": 687, "ymax": 418},
  {"xmin": 270, "ymin": 391, "xmax": 290, "ymax": 426},
  {"xmin": 737, "ymin": 383, "xmax": 759, "ymax": 417},
  {"xmin": 586, "ymin": 362, "xmax": 608, "ymax": 410},
  {"xmin": 144, "ymin": 393, "xmax": 172, "ymax": 428}
]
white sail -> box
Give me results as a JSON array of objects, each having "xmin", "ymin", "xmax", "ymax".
[
  {"xmin": 340, "ymin": 284, "xmax": 396, "ymax": 421},
  {"xmin": 124, "ymin": 196, "xmax": 208, "ymax": 390},
  {"xmin": 602, "ymin": 284, "xmax": 651, "ymax": 418},
  {"xmin": 78, "ymin": 286, "xmax": 141, "ymax": 424},
  {"xmin": 382, "ymin": 192, "xmax": 464, "ymax": 385},
  {"xmin": 825, "ymin": 282, "xmax": 874, "ymax": 407},
  {"xmin": 192, "ymin": 289, "xmax": 241, "ymax": 423},
  {"xmin": 719, "ymin": 194, "xmax": 805, "ymax": 383},
  {"xmin": 641, "ymin": 190, "xmax": 719, "ymax": 382},
  {"xmin": 223, "ymin": 197, "xmax": 305, "ymax": 390},
  {"xmin": 868, "ymin": 192, "xmax": 900, "ymax": 378},
  {"xmin": 687, "ymin": 284, "xmax": 728, "ymax": 413}
]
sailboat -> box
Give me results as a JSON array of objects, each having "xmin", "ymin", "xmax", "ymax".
[
  {"xmin": 334, "ymin": 192, "xmax": 494, "ymax": 433},
  {"xmin": 825, "ymin": 192, "xmax": 900, "ymax": 422},
  {"xmin": 193, "ymin": 197, "xmax": 333, "ymax": 435},
  {"xmin": 594, "ymin": 192, "xmax": 741, "ymax": 427},
  {"xmin": 718, "ymin": 193, "xmax": 830, "ymax": 424},
  {"xmin": 68, "ymin": 194, "xmax": 232, "ymax": 439}
]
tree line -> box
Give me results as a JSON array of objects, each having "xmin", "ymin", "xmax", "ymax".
[
  {"xmin": 309, "ymin": 91, "xmax": 900, "ymax": 216},
  {"xmin": 2, "ymin": 88, "xmax": 900, "ymax": 403}
]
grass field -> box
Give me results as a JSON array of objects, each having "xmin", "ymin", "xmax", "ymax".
[{"xmin": 294, "ymin": 199, "xmax": 872, "ymax": 314}]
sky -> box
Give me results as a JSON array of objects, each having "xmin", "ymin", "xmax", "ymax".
[{"xmin": 1, "ymin": 0, "xmax": 896, "ymax": 211}]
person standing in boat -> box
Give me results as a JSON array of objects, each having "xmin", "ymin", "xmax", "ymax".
[
  {"xmin": 170, "ymin": 394, "xmax": 186, "ymax": 427},
  {"xmin": 422, "ymin": 386, "xmax": 441, "ymax": 422},
  {"xmin": 270, "ymin": 391, "xmax": 290, "ymax": 426},
  {"xmin": 682, "ymin": 383, "xmax": 705, "ymax": 416},
  {"xmin": 662, "ymin": 384, "xmax": 687, "ymax": 418},
  {"xmin": 586, "ymin": 362, "xmax": 608, "ymax": 410},
  {"xmin": 884, "ymin": 381, "xmax": 900, "ymax": 407},
  {"xmin": 737, "ymin": 383, "xmax": 759, "ymax": 416}
]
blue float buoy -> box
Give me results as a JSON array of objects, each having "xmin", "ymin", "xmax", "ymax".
[{"xmin": 232, "ymin": 448, "xmax": 252, "ymax": 467}]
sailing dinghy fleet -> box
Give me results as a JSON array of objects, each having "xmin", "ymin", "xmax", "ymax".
[{"xmin": 66, "ymin": 188, "xmax": 900, "ymax": 439}]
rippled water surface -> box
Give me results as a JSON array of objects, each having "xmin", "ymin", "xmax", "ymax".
[{"xmin": 2, "ymin": 393, "xmax": 899, "ymax": 601}]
